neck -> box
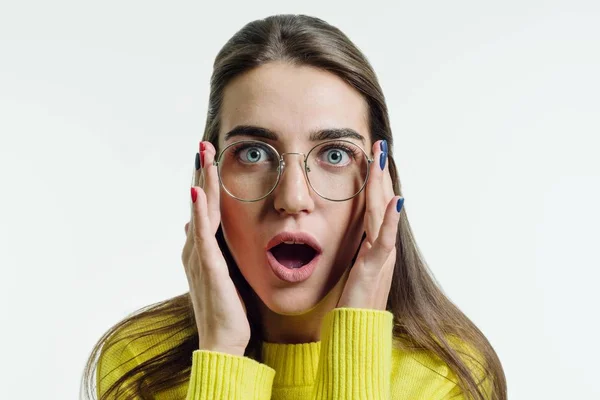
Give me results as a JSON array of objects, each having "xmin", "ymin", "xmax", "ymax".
[{"xmin": 258, "ymin": 266, "xmax": 351, "ymax": 344}]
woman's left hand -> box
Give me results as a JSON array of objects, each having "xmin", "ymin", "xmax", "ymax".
[{"xmin": 337, "ymin": 139, "xmax": 404, "ymax": 311}]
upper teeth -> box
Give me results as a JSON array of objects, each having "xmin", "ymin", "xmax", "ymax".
[{"xmin": 283, "ymin": 240, "xmax": 304, "ymax": 245}]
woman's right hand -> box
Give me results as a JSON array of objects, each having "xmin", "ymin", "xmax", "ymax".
[{"xmin": 181, "ymin": 141, "xmax": 251, "ymax": 357}]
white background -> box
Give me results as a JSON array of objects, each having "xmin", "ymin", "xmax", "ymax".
[{"xmin": 1, "ymin": 0, "xmax": 598, "ymax": 399}]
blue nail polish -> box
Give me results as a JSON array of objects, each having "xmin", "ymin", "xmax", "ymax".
[
  {"xmin": 396, "ymin": 197, "xmax": 404, "ymax": 213},
  {"xmin": 380, "ymin": 140, "xmax": 388, "ymax": 153},
  {"xmin": 380, "ymin": 152, "xmax": 387, "ymax": 170}
]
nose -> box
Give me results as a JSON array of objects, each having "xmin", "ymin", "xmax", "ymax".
[{"xmin": 272, "ymin": 153, "xmax": 315, "ymax": 215}]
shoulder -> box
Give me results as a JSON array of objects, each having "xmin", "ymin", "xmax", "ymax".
[
  {"xmin": 97, "ymin": 314, "xmax": 195, "ymax": 389},
  {"xmin": 389, "ymin": 335, "xmax": 488, "ymax": 399}
]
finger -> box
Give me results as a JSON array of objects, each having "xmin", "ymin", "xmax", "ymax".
[
  {"xmin": 193, "ymin": 144, "xmax": 203, "ymax": 189},
  {"xmin": 183, "ymin": 147, "xmax": 203, "ymax": 263},
  {"xmin": 381, "ymin": 145, "xmax": 395, "ymax": 200},
  {"xmin": 365, "ymin": 139, "xmax": 389, "ymax": 244},
  {"xmin": 182, "ymin": 219, "xmax": 194, "ymax": 264},
  {"xmin": 366, "ymin": 196, "xmax": 403, "ymax": 270},
  {"xmin": 200, "ymin": 141, "xmax": 221, "ymax": 234},
  {"xmin": 190, "ymin": 186, "xmax": 223, "ymax": 276},
  {"xmin": 186, "ymin": 248, "xmax": 209, "ymax": 307}
]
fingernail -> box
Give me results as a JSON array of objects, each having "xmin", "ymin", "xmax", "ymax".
[
  {"xmin": 195, "ymin": 152, "xmax": 201, "ymax": 170},
  {"xmin": 199, "ymin": 141, "xmax": 205, "ymax": 152},
  {"xmin": 396, "ymin": 197, "xmax": 404, "ymax": 213},
  {"xmin": 191, "ymin": 187, "xmax": 198, "ymax": 203},
  {"xmin": 200, "ymin": 151, "xmax": 205, "ymax": 168},
  {"xmin": 380, "ymin": 140, "xmax": 388, "ymax": 153},
  {"xmin": 380, "ymin": 152, "xmax": 387, "ymax": 170}
]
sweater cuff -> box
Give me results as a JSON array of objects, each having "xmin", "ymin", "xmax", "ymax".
[
  {"xmin": 313, "ymin": 307, "xmax": 393, "ymax": 399},
  {"xmin": 185, "ymin": 350, "xmax": 275, "ymax": 400}
]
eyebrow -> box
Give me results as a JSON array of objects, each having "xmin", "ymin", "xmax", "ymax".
[{"xmin": 223, "ymin": 125, "xmax": 366, "ymax": 144}]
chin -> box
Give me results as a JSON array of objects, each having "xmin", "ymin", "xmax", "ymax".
[{"xmin": 259, "ymin": 288, "xmax": 323, "ymax": 316}]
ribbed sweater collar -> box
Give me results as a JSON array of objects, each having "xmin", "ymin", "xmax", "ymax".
[{"xmin": 261, "ymin": 341, "xmax": 321, "ymax": 387}]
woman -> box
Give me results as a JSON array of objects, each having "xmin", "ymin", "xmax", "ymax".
[{"xmin": 82, "ymin": 14, "xmax": 506, "ymax": 400}]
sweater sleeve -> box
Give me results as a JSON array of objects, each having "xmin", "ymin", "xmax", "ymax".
[
  {"xmin": 312, "ymin": 307, "xmax": 394, "ymax": 400},
  {"xmin": 185, "ymin": 350, "xmax": 275, "ymax": 400},
  {"xmin": 96, "ymin": 334, "xmax": 275, "ymax": 400}
]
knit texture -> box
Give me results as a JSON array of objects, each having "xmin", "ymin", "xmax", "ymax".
[{"xmin": 97, "ymin": 308, "xmax": 490, "ymax": 399}]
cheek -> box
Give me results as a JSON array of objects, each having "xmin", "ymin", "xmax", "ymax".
[
  {"xmin": 340, "ymin": 199, "xmax": 367, "ymax": 248},
  {"xmin": 342, "ymin": 195, "xmax": 365, "ymax": 228},
  {"xmin": 324, "ymin": 201, "xmax": 365, "ymax": 249},
  {"xmin": 220, "ymin": 197, "xmax": 257, "ymax": 248}
]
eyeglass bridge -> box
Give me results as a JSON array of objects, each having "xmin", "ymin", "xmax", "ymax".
[{"xmin": 277, "ymin": 152, "xmax": 312, "ymax": 174}]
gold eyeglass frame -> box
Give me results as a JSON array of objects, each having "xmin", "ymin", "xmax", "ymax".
[{"xmin": 211, "ymin": 139, "xmax": 375, "ymax": 203}]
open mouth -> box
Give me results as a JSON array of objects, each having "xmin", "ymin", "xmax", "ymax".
[
  {"xmin": 268, "ymin": 242, "xmax": 318, "ymax": 269},
  {"xmin": 265, "ymin": 232, "xmax": 323, "ymax": 278}
]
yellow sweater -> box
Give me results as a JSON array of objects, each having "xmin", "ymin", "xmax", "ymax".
[{"xmin": 97, "ymin": 308, "xmax": 488, "ymax": 399}]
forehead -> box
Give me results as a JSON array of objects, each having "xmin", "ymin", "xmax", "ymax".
[{"xmin": 219, "ymin": 62, "xmax": 370, "ymax": 149}]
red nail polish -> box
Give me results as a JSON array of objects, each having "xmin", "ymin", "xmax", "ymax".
[
  {"xmin": 200, "ymin": 142, "xmax": 205, "ymax": 152},
  {"xmin": 191, "ymin": 187, "xmax": 197, "ymax": 203},
  {"xmin": 200, "ymin": 151, "xmax": 205, "ymax": 168}
]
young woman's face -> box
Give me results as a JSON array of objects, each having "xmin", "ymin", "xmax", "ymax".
[{"xmin": 218, "ymin": 61, "xmax": 371, "ymax": 314}]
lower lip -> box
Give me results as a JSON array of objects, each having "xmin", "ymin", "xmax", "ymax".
[{"xmin": 266, "ymin": 250, "xmax": 321, "ymax": 283}]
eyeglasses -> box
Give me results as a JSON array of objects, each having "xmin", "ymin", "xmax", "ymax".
[{"xmin": 211, "ymin": 139, "xmax": 374, "ymax": 202}]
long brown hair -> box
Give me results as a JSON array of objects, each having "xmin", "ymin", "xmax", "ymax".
[{"xmin": 81, "ymin": 14, "xmax": 506, "ymax": 400}]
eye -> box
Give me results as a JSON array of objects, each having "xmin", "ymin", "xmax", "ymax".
[
  {"xmin": 231, "ymin": 143, "xmax": 274, "ymax": 164},
  {"xmin": 317, "ymin": 144, "xmax": 358, "ymax": 167},
  {"xmin": 324, "ymin": 149, "xmax": 348, "ymax": 165}
]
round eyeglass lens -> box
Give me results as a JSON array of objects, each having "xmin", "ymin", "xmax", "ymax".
[{"xmin": 305, "ymin": 140, "xmax": 369, "ymax": 201}]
